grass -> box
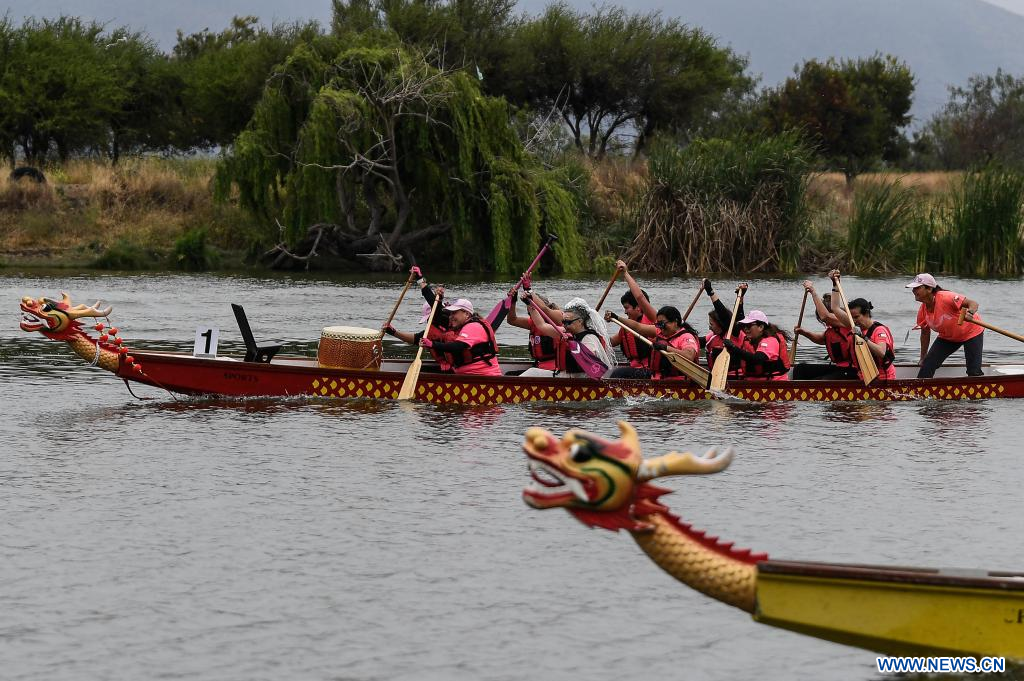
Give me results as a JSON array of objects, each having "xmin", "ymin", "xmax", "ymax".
[{"xmin": 0, "ymin": 157, "xmax": 260, "ymax": 269}]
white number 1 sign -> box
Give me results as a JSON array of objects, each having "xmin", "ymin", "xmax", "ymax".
[{"xmin": 193, "ymin": 326, "xmax": 219, "ymax": 358}]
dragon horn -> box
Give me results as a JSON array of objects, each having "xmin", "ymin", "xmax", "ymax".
[
  {"xmin": 638, "ymin": 447, "xmax": 735, "ymax": 482},
  {"xmin": 67, "ymin": 301, "xmax": 113, "ymax": 318},
  {"xmin": 616, "ymin": 421, "xmax": 640, "ymax": 457}
]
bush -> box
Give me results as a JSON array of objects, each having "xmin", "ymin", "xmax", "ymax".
[
  {"xmin": 624, "ymin": 131, "xmax": 812, "ymax": 272},
  {"xmin": 90, "ymin": 239, "xmax": 160, "ymax": 269},
  {"xmin": 173, "ymin": 227, "xmax": 219, "ymax": 270}
]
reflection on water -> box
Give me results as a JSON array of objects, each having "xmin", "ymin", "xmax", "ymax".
[{"xmin": 4, "ymin": 273, "xmax": 1024, "ymax": 681}]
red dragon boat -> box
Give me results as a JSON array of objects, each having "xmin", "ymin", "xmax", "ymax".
[{"xmin": 19, "ymin": 292, "xmax": 1024, "ymax": 403}]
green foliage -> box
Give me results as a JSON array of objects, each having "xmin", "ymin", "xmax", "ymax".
[
  {"xmin": 0, "ymin": 17, "xmax": 128, "ymax": 163},
  {"xmin": 846, "ymin": 178, "xmax": 922, "ymax": 272},
  {"xmin": 503, "ymin": 3, "xmax": 747, "ymax": 158},
  {"xmin": 171, "ymin": 17, "xmax": 322, "ymax": 150},
  {"xmin": 90, "ymin": 239, "xmax": 159, "ymax": 269},
  {"xmin": 763, "ymin": 54, "xmax": 914, "ymax": 182},
  {"xmin": 625, "ymin": 131, "xmax": 812, "ymax": 273},
  {"xmin": 916, "ymin": 70, "xmax": 1024, "ymax": 170},
  {"xmin": 173, "ymin": 227, "xmax": 219, "ymax": 270},
  {"xmin": 941, "ymin": 167, "xmax": 1024, "ymax": 275}
]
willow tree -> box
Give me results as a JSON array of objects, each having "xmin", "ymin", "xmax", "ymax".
[{"xmin": 216, "ymin": 38, "xmax": 583, "ymax": 273}]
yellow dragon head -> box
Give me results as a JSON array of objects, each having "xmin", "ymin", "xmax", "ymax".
[
  {"xmin": 522, "ymin": 421, "xmax": 735, "ymax": 532},
  {"xmin": 20, "ymin": 292, "xmax": 112, "ymax": 340}
]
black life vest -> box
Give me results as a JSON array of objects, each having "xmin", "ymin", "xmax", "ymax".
[
  {"xmin": 447, "ymin": 318, "xmax": 499, "ymax": 369},
  {"xmin": 648, "ymin": 328, "xmax": 696, "ymax": 379},
  {"xmin": 743, "ymin": 331, "xmax": 790, "ymax": 379},
  {"xmin": 860, "ymin": 322, "xmax": 895, "ymax": 368},
  {"xmin": 556, "ymin": 329, "xmax": 603, "ymax": 374}
]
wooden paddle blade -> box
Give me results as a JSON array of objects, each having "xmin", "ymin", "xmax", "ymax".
[
  {"xmin": 709, "ymin": 348, "xmax": 731, "ymax": 392},
  {"xmin": 853, "ymin": 338, "xmax": 879, "ymax": 386},
  {"xmin": 663, "ymin": 352, "xmax": 711, "ymax": 388},
  {"xmin": 397, "ymin": 357, "xmax": 423, "ymax": 400}
]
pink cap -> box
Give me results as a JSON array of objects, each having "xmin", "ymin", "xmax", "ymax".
[
  {"xmin": 443, "ymin": 298, "xmax": 474, "ymax": 314},
  {"xmin": 905, "ymin": 273, "xmax": 937, "ymax": 289},
  {"xmin": 419, "ymin": 302, "xmax": 432, "ymax": 324},
  {"xmin": 737, "ymin": 310, "xmax": 769, "ymax": 325}
]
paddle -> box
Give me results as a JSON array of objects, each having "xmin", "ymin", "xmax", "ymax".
[
  {"xmin": 958, "ymin": 308, "xmax": 1024, "ymax": 343},
  {"xmin": 833, "ymin": 277, "xmax": 879, "ymax": 386},
  {"xmin": 527, "ymin": 297, "xmax": 608, "ymax": 379},
  {"xmin": 789, "ymin": 289, "xmax": 809, "ymax": 365},
  {"xmin": 610, "ymin": 318, "xmax": 710, "ymax": 388},
  {"xmin": 487, "ymin": 234, "xmax": 558, "ymax": 329},
  {"xmin": 595, "ymin": 268, "xmax": 621, "ymax": 311},
  {"xmin": 709, "ymin": 290, "xmax": 743, "ymax": 392},
  {"xmin": 397, "ymin": 295, "xmax": 441, "ymax": 400},
  {"xmin": 383, "ymin": 269, "xmax": 417, "ymax": 333},
  {"xmin": 682, "ymin": 283, "xmax": 704, "ymax": 322}
]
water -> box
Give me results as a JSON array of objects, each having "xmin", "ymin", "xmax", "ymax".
[{"xmin": 3, "ymin": 270, "xmax": 1024, "ymax": 680}]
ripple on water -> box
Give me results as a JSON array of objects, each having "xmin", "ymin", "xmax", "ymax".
[{"xmin": 3, "ymin": 273, "xmax": 1024, "ymax": 681}]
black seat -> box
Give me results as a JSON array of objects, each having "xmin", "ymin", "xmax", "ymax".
[{"xmin": 231, "ymin": 303, "xmax": 282, "ymax": 363}]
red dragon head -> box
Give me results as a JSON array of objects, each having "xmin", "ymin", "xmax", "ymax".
[
  {"xmin": 20, "ymin": 292, "xmax": 112, "ymax": 340},
  {"xmin": 522, "ymin": 421, "xmax": 734, "ymax": 532}
]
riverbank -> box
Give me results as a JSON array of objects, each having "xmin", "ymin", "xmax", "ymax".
[{"xmin": 0, "ymin": 157, "xmax": 971, "ymax": 273}]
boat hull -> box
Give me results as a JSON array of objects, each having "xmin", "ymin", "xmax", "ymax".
[
  {"xmin": 755, "ymin": 560, "xmax": 1024, "ymax": 658},
  {"xmin": 113, "ymin": 351, "xmax": 1024, "ymax": 403}
]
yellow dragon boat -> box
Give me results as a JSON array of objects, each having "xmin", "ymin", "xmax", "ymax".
[{"xmin": 520, "ymin": 422, "xmax": 1024, "ymax": 658}]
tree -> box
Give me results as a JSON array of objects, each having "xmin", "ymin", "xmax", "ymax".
[
  {"xmin": 502, "ymin": 4, "xmax": 746, "ymax": 158},
  {"xmin": 215, "ymin": 39, "xmax": 584, "ymax": 273},
  {"xmin": 171, "ymin": 16, "xmax": 322, "ymax": 150},
  {"xmin": 0, "ymin": 17, "xmax": 126, "ymax": 164},
  {"xmin": 763, "ymin": 54, "xmax": 914, "ymax": 183},
  {"xmin": 917, "ymin": 69, "xmax": 1024, "ymax": 169}
]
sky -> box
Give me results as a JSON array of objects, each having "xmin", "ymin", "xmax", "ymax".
[{"xmin": 7, "ymin": 0, "xmax": 1024, "ymax": 51}]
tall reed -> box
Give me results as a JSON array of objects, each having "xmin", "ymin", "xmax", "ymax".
[
  {"xmin": 624, "ymin": 132, "xmax": 812, "ymax": 273},
  {"xmin": 846, "ymin": 178, "xmax": 921, "ymax": 273},
  {"xmin": 942, "ymin": 167, "xmax": 1024, "ymax": 275}
]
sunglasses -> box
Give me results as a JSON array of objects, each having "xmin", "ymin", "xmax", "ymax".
[{"xmin": 563, "ymin": 316, "xmax": 581, "ymax": 324}]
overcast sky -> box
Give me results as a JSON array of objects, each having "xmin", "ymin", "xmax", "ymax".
[{"xmin": 7, "ymin": 0, "xmax": 1024, "ymax": 49}]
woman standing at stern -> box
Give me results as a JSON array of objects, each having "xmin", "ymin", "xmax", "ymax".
[{"xmin": 907, "ymin": 273, "xmax": 984, "ymax": 378}]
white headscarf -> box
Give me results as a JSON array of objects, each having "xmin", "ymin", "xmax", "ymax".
[{"xmin": 563, "ymin": 297, "xmax": 615, "ymax": 368}]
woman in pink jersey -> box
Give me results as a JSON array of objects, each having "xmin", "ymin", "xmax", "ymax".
[
  {"xmin": 906, "ymin": 273, "xmax": 984, "ymax": 377},
  {"xmin": 419, "ymin": 299, "xmax": 503, "ymax": 376},
  {"xmin": 832, "ymin": 297, "xmax": 897, "ymax": 381},
  {"xmin": 722, "ymin": 310, "xmax": 791, "ymax": 380}
]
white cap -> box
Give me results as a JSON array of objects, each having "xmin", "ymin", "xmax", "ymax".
[
  {"xmin": 905, "ymin": 273, "xmax": 937, "ymax": 289},
  {"xmin": 737, "ymin": 310, "xmax": 769, "ymax": 325},
  {"xmin": 443, "ymin": 298, "xmax": 474, "ymax": 314}
]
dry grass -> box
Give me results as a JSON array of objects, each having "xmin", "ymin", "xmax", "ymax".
[
  {"xmin": 0, "ymin": 157, "xmax": 251, "ymax": 265},
  {"xmin": 807, "ymin": 171, "xmax": 962, "ymax": 219}
]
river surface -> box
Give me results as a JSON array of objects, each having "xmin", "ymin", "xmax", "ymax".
[{"xmin": 3, "ymin": 270, "xmax": 1024, "ymax": 681}]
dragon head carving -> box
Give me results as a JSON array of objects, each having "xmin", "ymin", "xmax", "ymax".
[
  {"xmin": 20, "ymin": 292, "xmax": 112, "ymax": 340},
  {"xmin": 522, "ymin": 421, "xmax": 734, "ymax": 532}
]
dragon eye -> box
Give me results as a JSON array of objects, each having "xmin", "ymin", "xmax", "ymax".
[
  {"xmin": 569, "ymin": 442, "xmax": 592, "ymax": 463},
  {"xmin": 41, "ymin": 303, "xmax": 53, "ymax": 312}
]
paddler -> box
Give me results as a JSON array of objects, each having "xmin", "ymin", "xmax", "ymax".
[
  {"xmin": 606, "ymin": 259, "xmax": 655, "ymax": 378},
  {"xmin": 907, "ymin": 273, "xmax": 984, "ymax": 377},
  {"xmin": 723, "ymin": 310, "xmax": 792, "ymax": 380},
  {"xmin": 792, "ymin": 279, "xmax": 857, "ymax": 380},
  {"xmin": 505, "ymin": 277, "xmax": 562, "ymax": 376},
  {"xmin": 383, "ymin": 279, "xmax": 455, "ymax": 373},
  {"xmin": 417, "ymin": 298, "xmax": 503, "ymax": 376},
  {"xmin": 521, "ymin": 295, "xmax": 614, "ymax": 379},
  {"xmin": 832, "ymin": 295, "xmax": 896, "ymax": 381},
  {"xmin": 702, "ymin": 280, "xmax": 747, "ymax": 377}
]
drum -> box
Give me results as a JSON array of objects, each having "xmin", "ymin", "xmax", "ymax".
[{"xmin": 318, "ymin": 326, "xmax": 383, "ymax": 370}]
